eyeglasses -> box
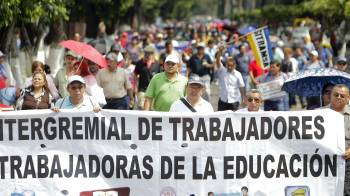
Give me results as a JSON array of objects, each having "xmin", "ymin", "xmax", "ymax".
[
  {"xmin": 247, "ymin": 97, "xmax": 261, "ymax": 103},
  {"xmin": 337, "ymin": 62, "xmax": 347, "ymax": 66},
  {"xmin": 332, "ymin": 92, "xmax": 347, "ymax": 99},
  {"xmin": 70, "ymin": 85, "xmax": 84, "ymax": 90}
]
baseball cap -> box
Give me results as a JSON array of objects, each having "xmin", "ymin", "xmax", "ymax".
[
  {"xmin": 144, "ymin": 45, "xmax": 155, "ymax": 53},
  {"xmin": 188, "ymin": 74, "xmax": 204, "ymax": 86},
  {"xmin": 110, "ymin": 43, "xmax": 122, "ymax": 52},
  {"xmin": 310, "ymin": 50, "xmax": 318, "ymax": 57},
  {"xmin": 106, "ymin": 52, "xmax": 119, "ymax": 62},
  {"xmin": 337, "ymin": 56, "xmax": 347, "ymax": 63},
  {"xmin": 67, "ymin": 75, "xmax": 85, "ymax": 86},
  {"xmin": 165, "ymin": 54, "xmax": 180, "ymax": 64},
  {"xmin": 197, "ymin": 42, "xmax": 206, "ymax": 48}
]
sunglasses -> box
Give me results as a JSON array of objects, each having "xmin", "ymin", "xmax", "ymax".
[
  {"xmin": 247, "ymin": 97, "xmax": 261, "ymax": 103},
  {"xmin": 333, "ymin": 92, "xmax": 347, "ymax": 99}
]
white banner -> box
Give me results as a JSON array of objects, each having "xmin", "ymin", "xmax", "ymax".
[{"xmin": 0, "ymin": 109, "xmax": 345, "ymax": 196}]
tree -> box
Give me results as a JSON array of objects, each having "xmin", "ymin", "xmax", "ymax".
[
  {"xmin": 301, "ymin": 0, "xmax": 350, "ymax": 56},
  {"xmin": 0, "ymin": 0, "xmax": 68, "ymax": 55}
]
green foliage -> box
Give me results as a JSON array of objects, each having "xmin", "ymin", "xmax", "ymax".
[
  {"xmin": 261, "ymin": 4, "xmax": 304, "ymax": 24},
  {"xmin": 232, "ymin": 9, "xmax": 262, "ymax": 23},
  {"xmin": 0, "ymin": 0, "xmax": 68, "ymax": 28}
]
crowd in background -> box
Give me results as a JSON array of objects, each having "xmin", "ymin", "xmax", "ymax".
[{"xmin": 0, "ymin": 19, "xmax": 349, "ymax": 112}]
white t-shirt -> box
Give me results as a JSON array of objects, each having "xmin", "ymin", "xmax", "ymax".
[{"xmin": 170, "ymin": 97, "xmax": 214, "ymax": 112}]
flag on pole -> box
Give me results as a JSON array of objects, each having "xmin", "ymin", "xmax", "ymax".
[{"xmin": 246, "ymin": 27, "xmax": 273, "ymax": 69}]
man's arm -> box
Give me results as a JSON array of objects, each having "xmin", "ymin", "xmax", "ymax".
[
  {"xmin": 127, "ymin": 88, "xmax": 134, "ymax": 107},
  {"xmin": 239, "ymin": 87, "xmax": 245, "ymax": 104},
  {"xmin": 144, "ymin": 97, "xmax": 152, "ymax": 111}
]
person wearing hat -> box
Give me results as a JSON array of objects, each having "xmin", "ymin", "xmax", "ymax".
[
  {"xmin": 144, "ymin": 54, "xmax": 187, "ymax": 111},
  {"xmin": 170, "ymin": 74, "xmax": 214, "ymax": 112},
  {"xmin": 159, "ymin": 40, "xmax": 180, "ymax": 67},
  {"xmin": 96, "ymin": 52, "xmax": 134, "ymax": 110},
  {"xmin": 52, "ymin": 75, "xmax": 100, "ymax": 112},
  {"xmin": 188, "ymin": 42, "xmax": 213, "ymax": 101},
  {"xmin": 110, "ymin": 43, "xmax": 125, "ymax": 67},
  {"xmin": 55, "ymin": 50, "xmax": 78, "ymax": 97},
  {"xmin": 336, "ymin": 56, "xmax": 350, "ymax": 74},
  {"xmin": 134, "ymin": 45, "xmax": 160, "ymax": 110},
  {"xmin": 305, "ymin": 50, "xmax": 323, "ymax": 70}
]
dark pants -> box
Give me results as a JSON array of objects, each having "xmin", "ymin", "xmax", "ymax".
[
  {"xmin": 345, "ymin": 159, "xmax": 350, "ymax": 196},
  {"xmin": 218, "ymin": 99, "xmax": 239, "ymax": 111},
  {"xmin": 103, "ymin": 96, "xmax": 128, "ymax": 110},
  {"xmin": 264, "ymin": 100, "xmax": 284, "ymax": 111}
]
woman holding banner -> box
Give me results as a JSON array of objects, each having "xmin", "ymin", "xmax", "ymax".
[{"xmin": 18, "ymin": 71, "xmax": 52, "ymax": 110}]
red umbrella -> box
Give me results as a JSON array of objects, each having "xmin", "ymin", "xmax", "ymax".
[{"xmin": 59, "ymin": 40, "xmax": 107, "ymax": 68}]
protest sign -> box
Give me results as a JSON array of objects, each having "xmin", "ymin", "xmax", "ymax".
[
  {"xmin": 0, "ymin": 109, "xmax": 345, "ymax": 196},
  {"xmin": 257, "ymin": 79, "xmax": 287, "ymax": 100}
]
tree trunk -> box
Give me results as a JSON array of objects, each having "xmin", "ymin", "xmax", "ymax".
[{"xmin": 131, "ymin": 0, "xmax": 141, "ymax": 31}]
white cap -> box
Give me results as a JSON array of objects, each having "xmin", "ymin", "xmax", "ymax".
[
  {"xmin": 310, "ymin": 50, "xmax": 318, "ymax": 57},
  {"xmin": 165, "ymin": 54, "xmax": 180, "ymax": 64},
  {"xmin": 188, "ymin": 74, "xmax": 204, "ymax": 86},
  {"xmin": 277, "ymin": 40, "xmax": 284, "ymax": 47},
  {"xmin": 67, "ymin": 75, "xmax": 85, "ymax": 86},
  {"xmin": 197, "ymin": 42, "xmax": 206, "ymax": 48}
]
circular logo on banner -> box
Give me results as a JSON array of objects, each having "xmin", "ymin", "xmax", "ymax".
[{"xmin": 160, "ymin": 187, "xmax": 176, "ymax": 196}]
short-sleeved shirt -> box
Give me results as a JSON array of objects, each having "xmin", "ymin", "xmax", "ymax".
[
  {"xmin": 216, "ymin": 65, "xmax": 245, "ymax": 103},
  {"xmin": 55, "ymin": 95, "xmax": 97, "ymax": 110},
  {"xmin": 145, "ymin": 72, "xmax": 188, "ymax": 111},
  {"xmin": 96, "ymin": 67, "xmax": 131, "ymax": 99},
  {"xmin": 55, "ymin": 67, "xmax": 69, "ymax": 97},
  {"xmin": 170, "ymin": 97, "xmax": 214, "ymax": 112},
  {"xmin": 188, "ymin": 54, "xmax": 213, "ymax": 76}
]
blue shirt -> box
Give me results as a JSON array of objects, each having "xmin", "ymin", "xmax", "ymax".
[
  {"xmin": 55, "ymin": 95, "xmax": 97, "ymax": 110},
  {"xmin": 234, "ymin": 53, "xmax": 250, "ymax": 76}
]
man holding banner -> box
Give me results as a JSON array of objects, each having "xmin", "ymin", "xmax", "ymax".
[
  {"xmin": 53, "ymin": 75, "xmax": 100, "ymax": 112},
  {"xmin": 236, "ymin": 89, "xmax": 263, "ymax": 112},
  {"xmin": 326, "ymin": 84, "xmax": 350, "ymax": 195}
]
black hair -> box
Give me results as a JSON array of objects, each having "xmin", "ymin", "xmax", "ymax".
[
  {"xmin": 322, "ymin": 83, "xmax": 335, "ymax": 95},
  {"xmin": 270, "ymin": 60, "xmax": 280, "ymax": 67},
  {"xmin": 241, "ymin": 186, "xmax": 248, "ymax": 191},
  {"xmin": 44, "ymin": 64, "xmax": 51, "ymax": 74}
]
